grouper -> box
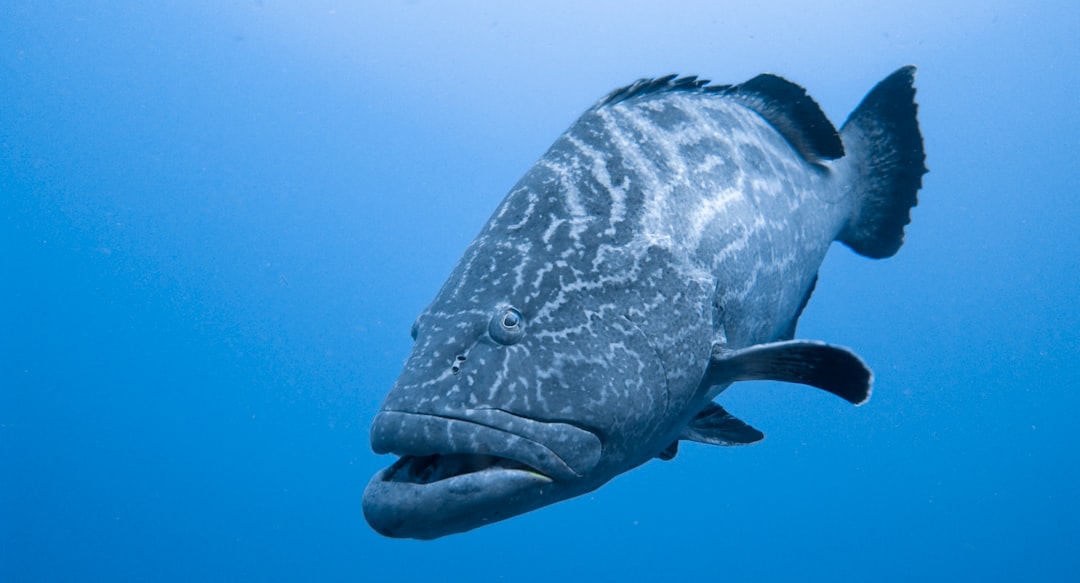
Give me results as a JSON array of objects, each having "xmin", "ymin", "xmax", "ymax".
[{"xmin": 362, "ymin": 66, "xmax": 927, "ymax": 539}]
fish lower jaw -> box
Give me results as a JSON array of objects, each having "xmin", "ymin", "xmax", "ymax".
[{"xmin": 362, "ymin": 459, "xmax": 557, "ymax": 539}]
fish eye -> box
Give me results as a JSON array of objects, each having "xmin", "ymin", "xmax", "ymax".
[
  {"xmin": 488, "ymin": 307, "xmax": 525, "ymax": 345},
  {"xmin": 501, "ymin": 310, "xmax": 520, "ymax": 329},
  {"xmin": 410, "ymin": 318, "xmax": 420, "ymax": 341}
]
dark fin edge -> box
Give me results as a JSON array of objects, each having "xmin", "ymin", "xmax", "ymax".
[{"xmin": 837, "ymin": 66, "xmax": 928, "ymax": 259}]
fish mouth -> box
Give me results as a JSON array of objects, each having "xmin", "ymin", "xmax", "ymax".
[
  {"xmin": 379, "ymin": 452, "xmax": 550, "ymax": 485},
  {"xmin": 363, "ymin": 409, "xmax": 602, "ymax": 539}
]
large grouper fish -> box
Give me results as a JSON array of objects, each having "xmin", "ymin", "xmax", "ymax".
[{"xmin": 363, "ymin": 66, "xmax": 926, "ymax": 539}]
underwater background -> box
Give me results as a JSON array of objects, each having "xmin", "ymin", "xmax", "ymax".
[{"xmin": 2, "ymin": 1, "xmax": 1078, "ymax": 581}]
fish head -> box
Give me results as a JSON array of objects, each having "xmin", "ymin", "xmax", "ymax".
[{"xmin": 362, "ymin": 250, "xmax": 677, "ymax": 538}]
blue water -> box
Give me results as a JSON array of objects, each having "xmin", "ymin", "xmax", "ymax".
[{"xmin": 3, "ymin": 2, "xmax": 1078, "ymax": 581}]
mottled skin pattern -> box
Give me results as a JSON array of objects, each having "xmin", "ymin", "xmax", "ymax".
[
  {"xmin": 390, "ymin": 96, "xmax": 835, "ymax": 453},
  {"xmin": 364, "ymin": 70, "xmax": 923, "ymax": 538}
]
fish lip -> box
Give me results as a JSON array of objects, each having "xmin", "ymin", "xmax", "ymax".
[{"xmin": 369, "ymin": 409, "xmax": 602, "ymax": 481}]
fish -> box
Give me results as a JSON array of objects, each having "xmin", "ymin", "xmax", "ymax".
[{"xmin": 362, "ymin": 66, "xmax": 927, "ymax": 539}]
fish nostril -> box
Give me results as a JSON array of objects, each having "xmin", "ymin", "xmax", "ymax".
[{"xmin": 451, "ymin": 354, "xmax": 466, "ymax": 375}]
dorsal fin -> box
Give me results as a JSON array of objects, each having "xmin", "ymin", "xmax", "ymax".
[
  {"xmin": 725, "ymin": 74, "xmax": 844, "ymax": 164},
  {"xmin": 591, "ymin": 72, "xmax": 843, "ymax": 165},
  {"xmin": 591, "ymin": 74, "xmax": 730, "ymax": 110}
]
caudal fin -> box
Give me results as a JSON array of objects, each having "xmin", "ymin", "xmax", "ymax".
[{"xmin": 836, "ymin": 66, "xmax": 927, "ymax": 259}]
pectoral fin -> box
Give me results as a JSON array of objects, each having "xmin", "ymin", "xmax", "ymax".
[
  {"xmin": 657, "ymin": 340, "xmax": 870, "ymax": 461},
  {"xmin": 705, "ymin": 339, "xmax": 872, "ymax": 405}
]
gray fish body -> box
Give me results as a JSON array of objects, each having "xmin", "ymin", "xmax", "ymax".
[{"xmin": 364, "ymin": 68, "xmax": 926, "ymax": 539}]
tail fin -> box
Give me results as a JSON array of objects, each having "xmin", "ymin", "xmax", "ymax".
[{"xmin": 836, "ymin": 66, "xmax": 927, "ymax": 259}]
